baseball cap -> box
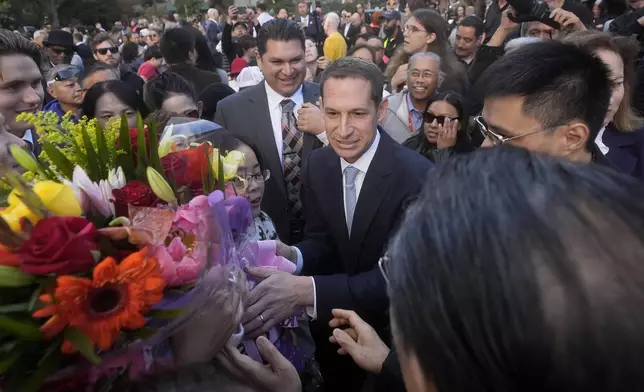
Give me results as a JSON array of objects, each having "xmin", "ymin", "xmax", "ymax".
[
  {"xmin": 230, "ymin": 58, "xmax": 248, "ymax": 76},
  {"xmin": 237, "ymin": 66, "xmax": 264, "ymax": 89},
  {"xmin": 384, "ymin": 10, "xmax": 402, "ymax": 20}
]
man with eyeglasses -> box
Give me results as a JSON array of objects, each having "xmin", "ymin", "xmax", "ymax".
[
  {"xmin": 43, "ymin": 64, "xmax": 83, "ymax": 124},
  {"xmin": 92, "ymin": 32, "xmax": 121, "ymax": 67},
  {"xmin": 474, "ymin": 40, "xmax": 613, "ymax": 165},
  {"xmin": 381, "ymin": 52, "xmax": 443, "ymax": 143}
]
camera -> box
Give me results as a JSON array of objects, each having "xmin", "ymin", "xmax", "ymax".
[{"xmin": 506, "ymin": 0, "xmax": 561, "ymax": 29}]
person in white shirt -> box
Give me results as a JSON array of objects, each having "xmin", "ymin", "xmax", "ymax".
[
  {"xmin": 256, "ymin": 2, "xmax": 274, "ymax": 26},
  {"xmin": 238, "ymin": 56, "xmax": 433, "ymax": 391}
]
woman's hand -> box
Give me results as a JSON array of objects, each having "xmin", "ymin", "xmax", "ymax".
[
  {"xmin": 436, "ymin": 117, "xmax": 459, "ymax": 149},
  {"xmin": 317, "ymin": 56, "xmax": 330, "ymax": 70},
  {"xmin": 328, "ymin": 309, "xmax": 390, "ymax": 374},
  {"xmin": 391, "ymin": 63, "xmax": 408, "ymax": 92},
  {"xmin": 171, "ymin": 267, "xmax": 248, "ymax": 367},
  {"xmin": 215, "ymin": 337, "xmax": 302, "ymax": 392}
]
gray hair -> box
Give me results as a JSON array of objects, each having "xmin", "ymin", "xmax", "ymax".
[
  {"xmin": 33, "ymin": 30, "xmax": 46, "ymax": 39},
  {"xmin": 325, "ymin": 12, "xmax": 341, "ymax": 29},
  {"xmin": 409, "ymin": 51, "xmax": 446, "ymax": 86},
  {"xmin": 506, "ymin": 37, "xmax": 542, "ymax": 53}
]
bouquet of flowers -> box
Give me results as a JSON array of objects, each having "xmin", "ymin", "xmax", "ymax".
[{"xmin": 0, "ymin": 112, "xmax": 251, "ymax": 391}]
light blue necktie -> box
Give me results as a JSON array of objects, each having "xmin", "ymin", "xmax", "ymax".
[{"xmin": 344, "ymin": 166, "xmax": 360, "ymax": 235}]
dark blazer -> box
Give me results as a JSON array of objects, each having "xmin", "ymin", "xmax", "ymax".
[
  {"xmin": 214, "ymin": 81, "xmax": 322, "ymax": 244},
  {"xmin": 600, "ymin": 123, "xmax": 644, "ymax": 180},
  {"xmin": 75, "ymin": 42, "xmax": 93, "ymax": 62},
  {"xmin": 298, "ymin": 130, "xmax": 432, "ymax": 391},
  {"xmin": 168, "ymin": 63, "xmax": 221, "ymax": 95}
]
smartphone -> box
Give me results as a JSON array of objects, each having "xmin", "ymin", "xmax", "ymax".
[{"xmin": 236, "ymin": 6, "xmax": 247, "ymax": 14}]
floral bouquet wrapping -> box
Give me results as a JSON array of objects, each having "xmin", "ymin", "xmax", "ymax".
[{"xmin": 0, "ymin": 112, "xmax": 251, "ymax": 391}]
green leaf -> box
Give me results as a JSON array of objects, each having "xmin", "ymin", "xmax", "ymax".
[
  {"xmin": 81, "ymin": 126, "xmax": 102, "ymax": 181},
  {"xmin": 70, "ymin": 136, "xmax": 88, "ymax": 169},
  {"xmin": 218, "ymin": 154, "xmax": 225, "ymax": 194},
  {"xmin": 64, "ymin": 327, "xmax": 102, "ymax": 366},
  {"xmin": 147, "ymin": 308, "xmax": 185, "ymax": 319},
  {"xmin": 95, "ymin": 120, "xmax": 111, "ymax": 172},
  {"xmin": 0, "ymin": 351, "xmax": 20, "ymax": 374},
  {"xmin": 117, "ymin": 112, "xmax": 136, "ymax": 181},
  {"xmin": 129, "ymin": 327, "xmax": 157, "ymax": 340},
  {"xmin": 0, "ymin": 303, "xmax": 30, "ymax": 314},
  {"xmin": 135, "ymin": 113, "xmax": 148, "ymax": 182},
  {"xmin": 147, "ymin": 117, "xmax": 164, "ymax": 175},
  {"xmin": 41, "ymin": 141, "xmax": 75, "ymax": 180},
  {"xmin": 0, "ymin": 266, "xmax": 35, "ymax": 288},
  {"xmin": 21, "ymin": 340, "xmax": 61, "ymax": 392},
  {"xmin": 0, "ymin": 316, "xmax": 42, "ymax": 340}
]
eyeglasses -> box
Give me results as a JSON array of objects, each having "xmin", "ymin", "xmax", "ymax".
[
  {"xmin": 378, "ymin": 254, "xmax": 390, "ymax": 287},
  {"xmin": 231, "ymin": 169, "xmax": 271, "ymax": 192},
  {"xmin": 402, "ymin": 25, "xmax": 427, "ymax": 34},
  {"xmin": 48, "ymin": 47, "xmax": 73, "ymax": 56},
  {"xmin": 95, "ymin": 47, "xmax": 119, "ymax": 55},
  {"xmin": 475, "ymin": 116, "xmax": 561, "ymax": 146},
  {"xmin": 424, "ymin": 112, "xmax": 458, "ymax": 125}
]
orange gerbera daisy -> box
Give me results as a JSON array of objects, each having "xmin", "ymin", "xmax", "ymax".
[{"xmin": 33, "ymin": 247, "xmax": 165, "ymax": 353}]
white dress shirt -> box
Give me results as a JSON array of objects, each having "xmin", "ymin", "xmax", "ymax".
[
  {"xmin": 263, "ymin": 82, "xmax": 327, "ymax": 165},
  {"xmin": 595, "ymin": 125, "xmax": 610, "ymax": 155},
  {"xmin": 300, "ymin": 15, "xmax": 309, "ymax": 26},
  {"xmin": 343, "ymin": 22, "xmax": 351, "ymax": 37},
  {"xmin": 294, "ymin": 130, "xmax": 381, "ymax": 320},
  {"xmin": 258, "ymin": 12, "xmax": 274, "ymax": 26}
]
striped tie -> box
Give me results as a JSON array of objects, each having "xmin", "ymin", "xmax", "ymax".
[{"xmin": 281, "ymin": 99, "xmax": 304, "ymax": 217}]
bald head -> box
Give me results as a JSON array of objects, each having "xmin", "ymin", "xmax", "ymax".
[
  {"xmin": 350, "ymin": 13, "xmax": 361, "ymax": 25},
  {"xmin": 207, "ymin": 8, "xmax": 219, "ymax": 19},
  {"xmin": 325, "ymin": 12, "xmax": 341, "ymax": 32}
]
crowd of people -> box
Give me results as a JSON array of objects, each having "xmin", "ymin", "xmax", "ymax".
[{"xmin": 2, "ymin": 0, "xmax": 644, "ymax": 390}]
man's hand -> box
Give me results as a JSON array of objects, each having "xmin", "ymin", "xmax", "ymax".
[
  {"xmin": 391, "ymin": 63, "xmax": 408, "ymax": 92},
  {"xmin": 297, "ymin": 103, "xmax": 325, "ymax": 135},
  {"xmin": 550, "ymin": 8, "xmax": 586, "ymax": 31},
  {"xmin": 489, "ymin": 8, "xmax": 519, "ymax": 47},
  {"xmin": 638, "ymin": 15, "xmax": 644, "ymax": 26},
  {"xmin": 242, "ymin": 267, "xmax": 313, "ymax": 338},
  {"xmin": 276, "ymin": 240, "xmax": 298, "ymax": 264},
  {"xmin": 215, "ymin": 337, "xmax": 302, "ymax": 392},
  {"xmin": 328, "ymin": 309, "xmax": 390, "ymax": 374},
  {"xmin": 227, "ymin": 5, "xmax": 238, "ymax": 23}
]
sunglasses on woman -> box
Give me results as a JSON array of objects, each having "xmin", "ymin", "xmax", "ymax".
[
  {"xmin": 423, "ymin": 112, "xmax": 458, "ymax": 125},
  {"xmin": 95, "ymin": 47, "xmax": 119, "ymax": 55}
]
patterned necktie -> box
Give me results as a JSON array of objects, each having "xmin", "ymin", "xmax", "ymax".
[
  {"xmin": 281, "ymin": 99, "xmax": 304, "ymax": 217},
  {"xmin": 344, "ymin": 166, "xmax": 360, "ymax": 235}
]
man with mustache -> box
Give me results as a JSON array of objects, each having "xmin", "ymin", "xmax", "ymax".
[{"xmin": 380, "ymin": 52, "xmax": 442, "ymax": 143}]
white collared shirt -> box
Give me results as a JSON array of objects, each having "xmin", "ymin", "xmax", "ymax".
[
  {"xmin": 294, "ymin": 130, "xmax": 381, "ymax": 320},
  {"xmin": 343, "ymin": 22, "xmax": 351, "ymax": 37},
  {"xmin": 263, "ymin": 82, "xmax": 327, "ymax": 164},
  {"xmin": 258, "ymin": 12, "xmax": 274, "ymax": 26},
  {"xmin": 300, "ymin": 15, "xmax": 309, "ymax": 26},
  {"xmin": 340, "ymin": 130, "xmax": 380, "ymax": 225},
  {"xmin": 595, "ymin": 125, "xmax": 610, "ymax": 155}
]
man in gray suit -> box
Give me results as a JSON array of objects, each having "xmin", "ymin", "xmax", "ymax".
[{"xmin": 215, "ymin": 19, "xmax": 327, "ymax": 244}]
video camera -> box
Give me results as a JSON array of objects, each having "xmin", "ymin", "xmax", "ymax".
[{"xmin": 506, "ymin": 0, "xmax": 560, "ymax": 29}]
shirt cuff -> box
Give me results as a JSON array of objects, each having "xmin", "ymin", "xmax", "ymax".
[
  {"xmin": 294, "ymin": 246, "xmax": 304, "ymax": 275},
  {"xmin": 305, "ymin": 277, "xmax": 317, "ymax": 320},
  {"xmin": 316, "ymin": 131, "xmax": 329, "ymax": 146}
]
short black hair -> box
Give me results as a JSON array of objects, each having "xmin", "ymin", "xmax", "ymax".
[
  {"xmin": 82, "ymin": 79, "xmax": 148, "ymax": 119},
  {"xmin": 459, "ymin": 15, "xmax": 484, "ymax": 37},
  {"xmin": 143, "ymin": 44, "xmax": 162, "ymax": 61},
  {"xmin": 320, "ymin": 56, "xmax": 384, "ymax": 106},
  {"xmin": 257, "ymin": 18, "xmax": 305, "ymax": 56},
  {"xmin": 121, "ymin": 42, "xmax": 139, "ymax": 64},
  {"xmin": 238, "ymin": 35, "xmax": 257, "ymax": 52},
  {"xmin": 388, "ymin": 145, "xmax": 644, "ymax": 391},
  {"xmin": 257, "ymin": 2, "xmax": 268, "ymax": 12},
  {"xmin": 0, "ymin": 28, "xmax": 42, "ymax": 66},
  {"xmin": 197, "ymin": 83, "xmax": 235, "ymax": 121},
  {"xmin": 73, "ymin": 32, "xmax": 83, "ymax": 42},
  {"xmin": 348, "ymin": 44, "xmax": 377, "ymax": 62},
  {"xmin": 143, "ymin": 71, "xmax": 196, "ymax": 112},
  {"xmin": 474, "ymin": 40, "xmax": 611, "ymax": 150},
  {"xmin": 160, "ymin": 27, "xmax": 195, "ymax": 65}
]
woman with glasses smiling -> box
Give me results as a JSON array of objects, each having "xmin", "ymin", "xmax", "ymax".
[{"xmin": 403, "ymin": 91, "xmax": 474, "ymax": 162}]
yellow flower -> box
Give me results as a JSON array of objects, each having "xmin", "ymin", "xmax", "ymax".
[
  {"xmin": 1, "ymin": 181, "xmax": 82, "ymax": 232},
  {"xmin": 212, "ymin": 149, "xmax": 245, "ymax": 182}
]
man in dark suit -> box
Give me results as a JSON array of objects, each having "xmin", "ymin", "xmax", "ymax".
[
  {"xmin": 215, "ymin": 19, "xmax": 328, "ymax": 245},
  {"xmin": 160, "ymin": 27, "xmax": 221, "ymax": 95},
  {"xmin": 241, "ymin": 57, "xmax": 433, "ymax": 391}
]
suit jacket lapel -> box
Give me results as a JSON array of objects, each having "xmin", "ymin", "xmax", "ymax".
[
  {"xmin": 349, "ymin": 132, "xmax": 394, "ymax": 257},
  {"xmin": 248, "ymin": 82, "xmax": 287, "ymax": 198}
]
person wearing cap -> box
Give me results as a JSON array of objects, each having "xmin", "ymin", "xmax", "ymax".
[
  {"xmin": 382, "ymin": 10, "xmax": 403, "ymax": 59},
  {"xmin": 43, "ymin": 64, "xmax": 83, "ymax": 124},
  {"xmin": 43, "ymin": 30, "xmax": 77, "ymax": 67},
  {"xmin": 236, "ymin": 66, "xmax": 264, "ymax": 91}
]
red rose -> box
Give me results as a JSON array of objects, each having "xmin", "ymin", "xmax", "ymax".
[
  {"xmin": 112, "ymin": 180, "xmax": 160, "ymax": 217},
  {"xmin": 18, "ymin": 217, "xmax": 98, "ymax": 275},
  {"xmin": 161, "ymin": 143, "xmax": 211, "ymax": 191}
]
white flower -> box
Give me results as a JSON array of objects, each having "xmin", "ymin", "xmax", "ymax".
[
  {"xmin": 108, "ymin": 167, "xmax": 126, "ymax": 190},
  {"xmin": 72, "ymin": 166, "xmax": 114, "ymax": 218}
]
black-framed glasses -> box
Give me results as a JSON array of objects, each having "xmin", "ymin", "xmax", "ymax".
[
  {"xmin": 231, "ymin": 169, "xmax": 271, "ymax": 193},
  {"xmin": 49, "ymin": 47, "xmax": 73, "ymax": 56},
  {"xmin": 424, "ymin": 112, "xmax": 458, "ymax": 125},
  {"xmin": 95, "ymin": 47, "xmax": 119, "ymax": 55},
  {"xmin": 475, "ymin": 116, "xmax": 559, "ymax": 146}
]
